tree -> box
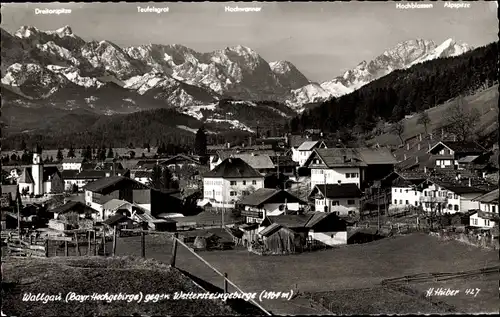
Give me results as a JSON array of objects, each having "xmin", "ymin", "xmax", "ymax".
[
  {"xmin": 67, "ymin": 146, "xmax": 75, "ymax": 158},
  {"xmin": 10, "ymin": 154, "xmax": 17, "ymax": 162},
  {"xmin": 82, "ymin": 146, "xmax": 92, "ymax": 161},
  {"xmin": 72, "ymin": 183, "xmax": 79, "ymax": 193},
  {"xmin": 390, "ymin": 121, "xmax": 405, "ymax": 145},
  {"xmin": 98, "ymin": 146, "xmax": 106, "ymax": 161},
  {"xmin": 57, "ymin": 149, "xmax": 64, "ymax": 161},
  {"xmin": 194, "ymin": 126, "xmax": 207, "ymax": 157},
  {"xmin": 107, "ymin": 146, "xmax": 114, "ymax": 158},
  {"xmin": 1, "ymin": 169, "xmax": 11, "ymax": 185},
  {"xmin": 129, "ymin": 151, "xmax": 136, "ymax": 159},
  {"xmin": 445, "ymin": 96, "xmax": 480, "ymax": 142},
  {"xmin": 19, "ymin": 140, "xmax": 27, "ymax": 151},
  {"xmin": 416, "ymin": 111, "xmax": 431, "ymax": 135},
  {"xmin": 148, "ymin": 165, "xmax": 163, "ymax": 189}
]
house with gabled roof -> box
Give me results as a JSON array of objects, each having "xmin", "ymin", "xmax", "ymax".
[
  {"xmin": 201, "ymin": 158, "xmax": 264, "ymax": 208},
  {"xmin": 428, "ymin": 141, "xmax": 486, "ymax": 170},
  {"xmin": 469, "ymin": 189, "xmax": 499, "ymax": 228},
  {"xmin": 293, "ymin": 140, "xmax": 327, "ymax": 167},
  {"xmin": 383, "ymin": 171, "xmax": 428, "ymax": 212},
  {"xmin": 304, "ymin": 148, "xmax": 367, "ymax": 189},
  {"xmin": 309, "ymin": 183, "xmax": 363, "ymax": 216},
  {"xmin": 237, "ymin": 188, "xmax": 307, "ymax": 223}
]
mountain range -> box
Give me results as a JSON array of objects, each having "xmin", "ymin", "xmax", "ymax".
[{"xmin": 1, "ymin": 25, "xmax": 474, "ymax": 134}]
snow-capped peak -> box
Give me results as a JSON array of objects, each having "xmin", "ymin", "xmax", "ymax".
[
  {"xmin": 15, "ymin": 25, "xmax": 40, "ymax": 38},
  {"xmin": 54, "ymin": 25, "xmax": 73, "ymax": 36}
]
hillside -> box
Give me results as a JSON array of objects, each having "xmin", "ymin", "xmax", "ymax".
[
  {"xmin": 289, "ymin": 42, "xmax": 498, "ymax": 134},
  {"xmin": 369, "ymin": 84, "xmax": 499, "ymax": 146}
]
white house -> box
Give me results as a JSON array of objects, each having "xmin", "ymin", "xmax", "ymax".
[
  {"xmin": 304, "ymin": 148, "xmax": 367, "ymax": 189},
  {"xmin": 201, "ymin": 157, "xmax": 264, "ymax": 208},
  {"xmin": 388, "ymin": 173, "xmax": 427, "ymax": 212},
  {"xmin": 308, "ymin": 183, "xmax": 363, "ymax": 216},
  {"xmin": 293, "ymin": 140, "xmax": 327, "ymax": 167},
  {"xmin": 420, "ymin": 180, "xmax": 489, "ymax": 215},
  {"xmin": 469, "ymin": 189, "xmax": 499, "ymax": 228},
  {"xmin": 62, "ymin": 158, "xmax": 85, "ymax": 171},
  {"xmin": 238, "ymin": 188, "xmax": 307, "ymax": 223},
  {"xmin": 133, "ymin": 170, "xmax": 152, "ymax": 185}
]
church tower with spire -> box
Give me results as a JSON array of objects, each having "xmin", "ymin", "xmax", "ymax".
[{"xmin": 32, "ymin": 144, "xmax": 44, "ymax": 195}]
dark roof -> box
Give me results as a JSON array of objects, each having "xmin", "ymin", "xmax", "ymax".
[
  {"xmin": 266, "ymin": 212, "xmax": 341, "ymax": 229},
  {"xmin": 310, "ymin": 148, "xmax": 368, "ymax": 168},
  {"xmin": 75, "ymin": 170, "xmax": 110, "ymax": 179},
  {"xmin": 62, "ymin": 158, "xmax": 84, "ymax": 163},
  {"xmin": 310, "ymin": 183, "xmax": 363, "ymax": 199},
  {"xmin": 134, "ymin": 170, "xmax": 152, "ymax": 178},
  {"xmin": 259, "ymin": 223, "xmax": 284, "ymax": 237},
  {"xmin": 18, "ymin": 167, "xmax": 34, "ymax": 184},
  {"xmin": 473, "ymin": 189, "xmax": 499, "ymax": 204},
  {"xmin": 288, "ymin": 135, "xmax": 311, "ymax": 148},
  {"xmin": 81, "ymin": 163, "xmax": 97, "ymax": 170},
  {"xmin": 83, "ymin": 176, "xmax": 150, "ymax": 194},
  {"xmin": 103, "ymin": 213, "xmax": 128, "ymax": 226},
  {"xmin": 269, "ymin": 155, "xmax": 298, "ymax": 167},
  {"xmin": 61, "ymin": 170, "xmax": 79, "ymax": 179},
  {"xmin": 238, "ymin": 189, "xmax": 306, "ymax": 207},
  {"xmin": 160, "ymin": 154, "xmax": 200, "ymax": 166},
  {"xmin": 51, "ymin": 201, "xmax": 97, "ymax": 215},
  {"xmin": 429, "ymin": 141, "xmax": 485, "ymax": 154},
  {"xmin": 356, "ymin": 148, "xmax": 398, "ymax": 165},
  {"xmin": 428, "ymin": 180, "xmax": 489, "ymax": 195},
  {"xmin": 203, "ymin": 158, "xmax": 263, "ymax": 179}
]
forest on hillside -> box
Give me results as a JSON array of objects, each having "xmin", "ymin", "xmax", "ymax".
[{"xmin": 289, "ymin": 42, "xmax": 498, "ymax": 134}]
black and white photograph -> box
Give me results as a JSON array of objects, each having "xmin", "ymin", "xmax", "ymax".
[{"xmin": 0, "ymin": 1, "xmax": 498, "ymax": 316}]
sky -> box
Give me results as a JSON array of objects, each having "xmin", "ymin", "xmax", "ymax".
[{"xmin": 1, "ymin": 1, "xmax": 498, "ymax": 82}]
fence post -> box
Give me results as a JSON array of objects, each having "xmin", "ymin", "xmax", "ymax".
[
  {"xmin": 102, "ymin": 230, "xmax": 106, "ymax": 256},
  {"xmin": 93, "ymin": 230, "xmax": 97, "ymax": 256},
  {"xmin": 224, "ymin": 273, "xmax": 228, "ymax": 293},
  {"xmin": 65, "ymin": 241, "xmax": 69, "ymax": 256},
  {"xmin": 44, "ymin": 239, "xmax": 49, "ymax": 258},
  {"xmin": 112, "ymin": 226, "xmax": 117, "ymax": 256},
  {"xmin": 88, "ymin": 231, "xmax": 91, "ymax": 256},
  {"xmin": 141, "ymin": 231, "xmax": 145, "ymax": 258},
  {"xmin": 75, "ymin": 233, "xmax": 81, "ymax": 256},
  {"xmin": 170, "ymin": 233, "xmax": 178, "ymax": 267}
]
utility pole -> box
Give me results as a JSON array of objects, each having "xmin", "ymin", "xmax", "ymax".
[
  {"xmin": 377, "ymin": 186, "xmax": 380, "ymax": 231},
  {"xmin": 324, "ymin": 173, "xmax": 328, "ymax": 212},
  {"xmin": 17, "ymin": 196, "xmax": 21, "ymax": 238}
]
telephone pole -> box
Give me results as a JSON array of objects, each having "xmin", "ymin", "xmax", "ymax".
[{"xmin": 377, "ymin": 186, "xmax": 381, "ymax": 231}]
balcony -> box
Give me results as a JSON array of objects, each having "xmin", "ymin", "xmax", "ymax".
[
  {"xmin": 419, "ymin": 196, "xmax": 447, "ymax": 203},
  {"xmin": 241, "ymin": 209, "xmax": 264, "ymax": 218}
]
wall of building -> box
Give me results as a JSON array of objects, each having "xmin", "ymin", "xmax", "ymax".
[
  {"xmin": 308, "ymin": 231, "xmax": 347, "ymax": 246},
  {"xmin": 315, "ymin": 197, "xmax": 360, "ymax": 215},
  {"xmin": 203, "ymin": 177, "xmax": 264, "ymax": 203},
  {"xmin": 480, "ymin": 202, "xmax": 499, "ymax": 214},
  {"xmin": 470, "ymin": 213, "xmax": 496, "ymax": 228},
  {"xmin": 390, "ymin": 186, "xmax": 422, "ymax": 210},
  {"xmin": 311, "ymin": 167, "xmax": 362, "ymax": 188}
]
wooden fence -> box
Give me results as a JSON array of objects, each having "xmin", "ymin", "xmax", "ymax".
[{"xmin": 381, "ymin": 266, "xmax": 500, "ymax": 285}]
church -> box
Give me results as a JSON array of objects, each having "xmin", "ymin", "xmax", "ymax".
[{"xmin": 17, "ymin": 146, "xmax": 64, "ymax": 196}]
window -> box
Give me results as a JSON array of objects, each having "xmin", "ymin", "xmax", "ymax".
[
  {"xmin": 394, "ymin": 199, "xmax": 397, "ymax": 204},
  {"xmin": 346, "ymin": 173, "xmax": 351, "ymax": 178},
  {"xmin": 492, "ymin": 206, "xmax": 496, "ymax": 213},
  {"xmin": 394, "ymin": 188, "xmax": 397, "ymax": 193},
  {"xmin": 454, "ymin": 205, "xmax": 459, "ymax": 211},
  {"xmin": 425, "ymin": 202, "xmax": 430, "ymax": 208},
  {"xmin": 415, "ymin": 191, "xmax": 417, "ymax": 196},
  {"xmin": 473, "ymin": 219, "xmax": 478, "ymax": 226},
  {"xmin": 242, "ymin": 181, "xmax": 246, "ymax": 185},
  {"xmin": 230, "ymin": 191, "xmax": 237, "ymax": 197},
  {"xmin": 485, "ymin": 220, "xmax": 490, "ymax": 226},
  {"xmin": 332, "ymin": 201, "xmax": 340, "ymax": 206},
  {"xmin": 415, "ymin": 201, "xmax": 418, "ymax": 206},
  {"xmin": 347, "ymin": 200, "xmax": 355, "ymax": 205},
  {"xmin": 454, "ymin": 194, "xmax": 458, "ymax": 199},
  {"xmin": 448, "ymin": 204, "xmax": 452, "ymax": 210},
  {"xmin": 230, "ymin": 181, "xmax": 236, "ymax": 186},
  {"xmin": 400, "ymin": 189, "xmax": 402, "ymax": 193},
  {"xmin": 405, "ymin": 190, "xmax": 408, "ymax": 193},
  {"xmin": 405, "ymin": 200, "xmax": 409, "ymax": 205},
  {"xmin": 252, "ymin": 180, "xmax": 257, "ymax": 185},
  {"xmin": 436, "ymin": 160, "xmax": 441, "ymax": 165},
  {"xmin": 399, "ymin": 200, "xmax": 403, "ymax": 204},
  {"xmin": 424, "ymin": 191, "xmax": 427, "ymax": 197}
]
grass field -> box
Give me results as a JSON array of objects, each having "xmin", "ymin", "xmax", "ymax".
[
  {"xmin": 371, "ymin": 84, "xmax": 499, "ymax": 146},
  {"xmin": 1, "ymin": 257, "xmax": 241, "ymax": 316},
  {"xmin": 110, "ymin": 232, "xmax": 498, "ymax": 314}
]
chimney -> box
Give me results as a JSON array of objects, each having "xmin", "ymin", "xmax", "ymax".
[
  {"xmin": 416, "ymin": 156, "xmax": 419, "ymax": 163},
  {"xmin": 419, "ymin": 133, "xmax": 422, "ymax": 141},
  {"xmin": 468, "ymin": 178, "xmax": 471, "ymax": 187},
  {"xmin": 226, "ymin": 142, "xmax": 231, "ymax": 149},
  {"xmin": 406, "ymin": 143, "xmax": 410, "ymax": 150},
  {"xmin": 417, "ymin": 144, "xmax": 421, "ymax": 151},
  {"xmin": 424, "ymin": 166, "xmax": 427, "ymax": 173}
]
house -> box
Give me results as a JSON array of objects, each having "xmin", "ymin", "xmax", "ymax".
[
  {"xmin": 386, "ymin": 172, "xmax": 427, "ymax": 212},
  {"xmin": 17, "ymin": 152, "xmax": 64, "ymax": 196},
  {"xmin": 202, "ymin": 158, "xmax": 264, "ymax": 207},
  {"xmin": 428, "ymin": 141, "xmax": 485, "ymax": 170},
  {"xmin": 51, "ymin": 200, "xmax": 98, "ymax": 222},
  {"xmin": 420, "ymin": 178, "xmax": 490, "ymax": 215},
  {"xmin": 305, "ymin": 148, "xmax": 367, "ymax": 189},
  {"xmin": 270, "ymin": 155, "xmax": 298, "ymax": 177},
  {"xmin": 259, "ymin": 224, "xmax": 303, "ymax": 254},
  {"xmin": 1, "ymin": 184, "xmax": 21, "ymax": 209},
  {"xmin": 159, "ymin": 155, "xmax": 201, "ymax": 169},
  {"xmin": 238, "ymin": 188, "xmax": 307, "ymax": 223},
  {"xmin": 83, "ymin": 176, "xmax": 152, "ymax": 213},
  {"xmin": 63, "ymin": 170, "xmax": 111, "ymax": 191},
  {"xmin": 293, "ymin": 140, "xmax": 327, "ymax": 167},
  {"xmin": 309, "ymin": 183, "xmax": 363, "ymax": 216},
  {"xmin": 356, "ymin": 148, "xmax": 398, "ymax": 186},
  {"xmin": 62, "ymin": 158, "xmax": 85, "ymax": 171},
  {"xmin": 209, "ymin": 149, "xmax": 276, "ymax": 171},
  {"xmin": 259, "ymin": 212, "xmax": 348, "ymax": 250},
  {"xmin": 7, "ymin": 168, "xmax": 21, "ymax": 182},
  {"xmin": 469, "ymin": 189, "xmax": 499, "ymax": 228}
]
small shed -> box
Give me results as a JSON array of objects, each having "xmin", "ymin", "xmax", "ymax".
[{"xmin": 259, "ymin": 224, "xmax": 302, "ymax": 254}]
